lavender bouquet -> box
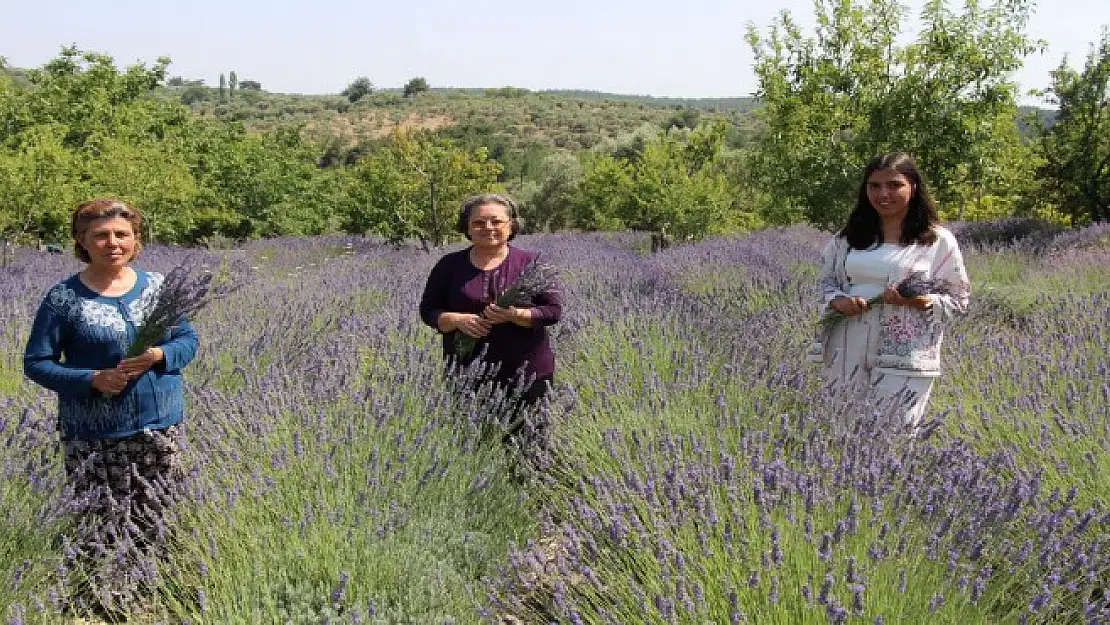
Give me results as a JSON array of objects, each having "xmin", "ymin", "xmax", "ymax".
[
  {"xmin": 453, "ymin": 259, "xmax": 558, "ymax": 360},
  {"xmin": 817, "ymin": 271, "xmax": 945, "ymax": 330},
  {"xmin": 126, "ymin": 264, "xmax": 231, "ymax": 358}
]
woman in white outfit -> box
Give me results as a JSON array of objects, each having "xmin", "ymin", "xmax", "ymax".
[{"xmin": 814, "ymin": 152, "xmax": 971, "ymax": 429}]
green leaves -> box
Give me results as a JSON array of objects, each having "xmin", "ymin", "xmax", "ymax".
[
  {"xmin": 575, "ymin": 120, "xmax": 753, "ymax": 241},
  {"xmin": 403, "ymin": 77, "xmax": 430, "ymax": 98},
  {"xmin": 0, "ymin": 47, "xmax": 353, "ymax": 246},
  {"xmin": 341, "ymin": 77, "xmax": 373, "ymax": 104},
  {"xmin": 1034, "ymin": 26, "xmax": 1110, "ymax": 224},
  {"xmin": 746, "ymin": 0, "xmax": 1041, "ymax": 227},
  {"xmin": 340, "ymin": 130, "xmax": 503, "ymax": 248}
]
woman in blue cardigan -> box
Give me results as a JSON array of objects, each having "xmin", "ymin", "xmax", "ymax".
[{"xmin": 23, "ymin": 198, "xmax": 198, "ymax": 612}]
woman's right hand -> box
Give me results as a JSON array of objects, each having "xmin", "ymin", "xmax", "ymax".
[
  {"xmin": 442, "ymin": 312, "xmax": 492, "ymax": 338},
  {"xmin": 830, "ymin": 295, "xmax": 870, "ymax": 316},
  {"xmin": 91, "ymin": 368, "xmax": 129, "ymax": 394}
]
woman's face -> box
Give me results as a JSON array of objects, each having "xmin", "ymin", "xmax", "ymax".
[
  {"xmin": 866, "ymin": 168, "xmax": 914, "ymax": 223},
  {"xmin": 79, "ymin": 216, "xmax": 137, "ymax": 269},
  {"xmin": 467, "ymin": 202, "xmax": 513, "ymax": 249}
]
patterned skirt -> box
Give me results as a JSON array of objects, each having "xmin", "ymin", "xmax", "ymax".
[{"xmin": 61, "ymin": 424, "xmax": 186, "ymax": 611}]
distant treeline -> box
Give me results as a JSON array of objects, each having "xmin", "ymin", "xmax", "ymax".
[{"xmin": 1, "ymin": 5, "xmax": 1106, "ymax": 249}]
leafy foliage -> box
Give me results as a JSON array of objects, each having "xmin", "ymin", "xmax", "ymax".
[
  {"xmin": 341, "ymin": 76, "xmax": 373, "ymax": 103},
  {"xmin": 339, "ymin": 130, "xmax": 502, "ymax": 249},
  {"xmin": 1034, "ymin": 26, "xmax": 1110, "ymax": 224},
  {"xmin": 745, "ymin": 0, "xmax": 1042, "ymax": 227},
  {"xmin": 403, "ymin": 76, "xmax": 430, "ymax": 98},
  {"xmin": 1, "ymin": 18, "xmax": 1102, "ymax": 253},
  {"xmin": 0, "ymin": 48, "xmax": 347, "ymax": 246},
  {"xmin": 575, "ymin": 120, "xmax": 760, "ymax": 240}
]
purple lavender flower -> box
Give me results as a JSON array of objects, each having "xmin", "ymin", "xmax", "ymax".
[
  {"xmin": 818, "ymin": 532, "xmax": 834, "ymax": 562},
  {"xmin": 331, "ymin": 570, "xmax": 350, "ymax": 605},
  {"xmin": 894, "ymin": 271, "xmax": 945, "ymax": 299},
  {"xmin": 747, "ymin": 568, "xmax": 760, "ymax": 588},
  {"xmin": 846, "ymin": 556, "xmax": 861, "ymax": 585},
  {"xmin": 826, "ymin": 600, "xmax": 849, "ymax": 625},
  {"xmin": 125, "ymin": 263, "xmax": 235, "ymax": 359},
  {"xmin": 819, "ymin": 572, "xmax": 835, "ymax": 605},
  {"xmin": 851, "ymin": 584, "xmax": 865, "ymax": 616}
]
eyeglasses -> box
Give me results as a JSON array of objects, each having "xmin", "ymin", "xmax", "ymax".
[{"xmin": 469, "ymin": 218, "xmax": 509, "ymax": 229}]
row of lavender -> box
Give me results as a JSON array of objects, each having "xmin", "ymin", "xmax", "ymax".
[
  {"xmin": 493, "ymin": 222, "xmax": 1110, "ymax": 624},
  {"xmin": 0, "ymin": 221, "xmax": 1107, "ymax": 623}
]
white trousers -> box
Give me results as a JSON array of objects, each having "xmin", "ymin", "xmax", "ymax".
[{"xmin": 823, "ymin": 309, "xmax": 936, "ymax": 429}]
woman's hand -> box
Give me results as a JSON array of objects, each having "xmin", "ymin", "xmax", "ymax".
[
  {"xmin": 882, "ymin": 286, "xmax": 932, "ymax": 310},
  {"xmin": 444, "ymin": 313, "xmax": 492, "ymax": 338},
  {"xmin": 483, "ymin": 304, "xmax": 532, "ymax": 327},
  {"xmin": 830, "ymin": 295, "xmax": 870, "ymax": 316},
  {"xmin": 91, "ymin": 368, "xmax": 129, "ymax": 394},
  {"xmin": 118, "ymin": 347, "xmax": 164, "ymax": 379}
]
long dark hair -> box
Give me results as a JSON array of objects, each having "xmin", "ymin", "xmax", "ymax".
[{"xmin": 841, "ymin": 152, "xmax": 939, "ymax": 250}]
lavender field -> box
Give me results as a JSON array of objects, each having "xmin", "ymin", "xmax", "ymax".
[{"xmin": 1, "ymin": 221, "xmax": 1109, "ymax": 624}]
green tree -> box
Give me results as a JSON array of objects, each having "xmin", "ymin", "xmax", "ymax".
[
  {"xmin": 1034, "ymin": 27, "xmax": 1110, "ymax": 224},
  {"xmin": 341, "ymin": 130, "xmax": 502, "ymax": 249},
  {"xmin": 403, "ymin": 76, "xmax": 429, "ymax": 98},
  {"xmin": 0, "ymin": 47, "xmax": 343, "ymax": 245},
  {"xmin": 745, "ymin": 0, "xmax": 1041, "ymax": 227},
  {"xmin": 574, "ymin": 120, "xmax": 752, "ymax": 242},
  {"xmin": 5, "ymin": 46, "xmax": 171, "ymax": 149},
  {"xmin": 0, "ymin": 126, "xmax": 80, "ymax": 244},
  {"xmin": 623, "ymin": 121, "xmax": 743, "ymax": 241},
  {"xmin": 180, "ymin": 85, "xmax": 211, "ymax": 105},
  {"xmin": 342, "ymin": 76, "xmax": 373, "ymax": 103},
  {"xmin": 517, "ymin": 151, "xmax": 584, "ymax": 232},
  {"xmin": 80, "ymin": 136, "xmax": 200, "ymax": 243},
  {"xmin": 0, "ymin": 47, "xmax": 196, "ymax": 243},
  {"xmin": 181, "ymin": 121, "xmax": 339, "ymax": 240},
  {"xmin": 574, "ymin": 153, "xmax": 635, "ymax": 231},
  {"xmin": 663, "ymin": 107, "xmax": 701, "ymax": 131}
]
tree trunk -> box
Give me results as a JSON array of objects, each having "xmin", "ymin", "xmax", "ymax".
[
  {"xmin": 429, "ymin": 179, "xmax": 440, "ymax": 246},
  {"xmin": 0, "ymin": 236, "xmax": 12, "ymax": 268}
]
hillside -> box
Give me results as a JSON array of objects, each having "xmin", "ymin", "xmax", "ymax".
[{"xmin": 165, "ymin": 84, "xmax": 760, "ymax": 155}]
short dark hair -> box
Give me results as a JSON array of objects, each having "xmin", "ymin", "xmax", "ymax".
[
  {"xmin": 841, "ymin": 152, "xmax": 939, "ymax": 250},
  {"xmin": 455, "ymin": 193, "xmax": 525, "ymax": 241},
  {"xmin": 71, "ymin": 198, "xmax": 145, "ymax": 263}
]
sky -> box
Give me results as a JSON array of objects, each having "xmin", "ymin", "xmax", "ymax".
[{"xmin": 3, "ymin": 0, "xmax": 1108, "ymax": 103}]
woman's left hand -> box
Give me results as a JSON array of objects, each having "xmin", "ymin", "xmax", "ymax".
[
  {"xmin": 882, "ymin": 286, "xmax": 932, "ymax": 310},
  {"xmin": 118, "ymin": 347, "xmax": 164, "ymax": 379},
  {"xmin": 483, "ymin": 304, "xmax": 531, "ymax": 327}
]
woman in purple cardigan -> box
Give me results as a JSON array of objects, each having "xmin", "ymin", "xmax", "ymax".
[{"xmin": 419, "ymin": 193, "xmax": 562, "ymax": 435}]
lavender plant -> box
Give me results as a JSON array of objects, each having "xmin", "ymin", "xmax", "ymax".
[
  {"xmin": 0, "ymin": 225, "xmax": 1106, "ymax": 624},
  {"xmin": 125, "ymin": 263, "xmax": 235, "ymax": 359}
]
